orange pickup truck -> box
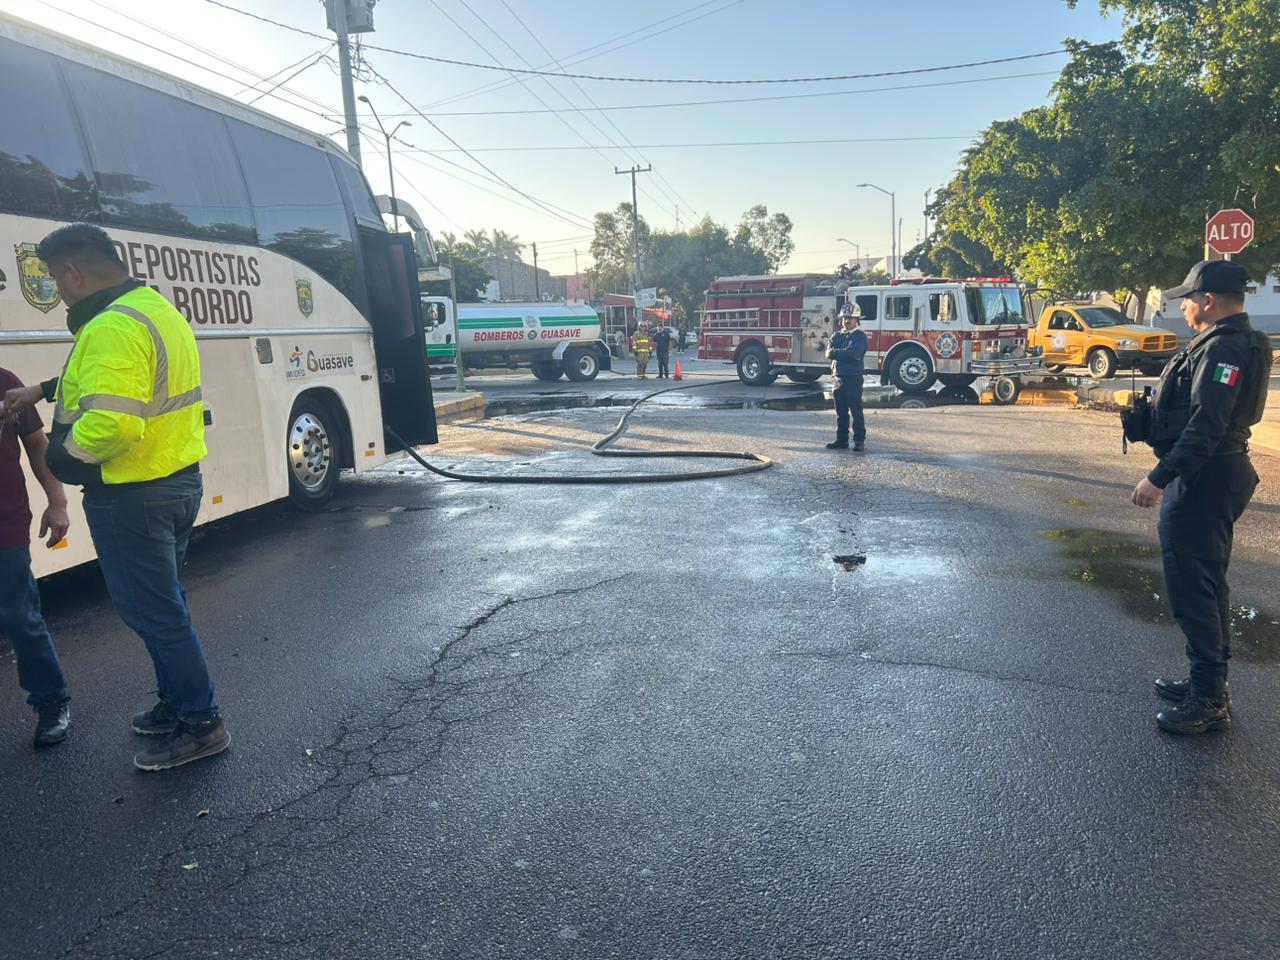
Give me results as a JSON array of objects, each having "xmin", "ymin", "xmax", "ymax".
[{"xmin": 1029, "ymin": 303, "xmax": 1179, "ymax": 380}]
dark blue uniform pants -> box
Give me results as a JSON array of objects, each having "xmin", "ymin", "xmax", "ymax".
[
  {"xmin": 1157, "ymin": 453, "xmax": 1258, "ymax": 699},
  {"xmin": 656, "ymin": 349, "xmax": 670, "ymax": 378},
  {"xmin": 833, "ymin": 378, "xmax": 865, "ymax": 444}
]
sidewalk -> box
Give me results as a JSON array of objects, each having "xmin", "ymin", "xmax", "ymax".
[
  {"xmin": 1081, "ymin": 379, "xmax": 1280, "ymax": 456},
  {"xmin": 432, "ymin": 388, "xmax": 485, "ymax": 423}
]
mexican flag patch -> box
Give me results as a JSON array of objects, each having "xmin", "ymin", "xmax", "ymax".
[{"xmin": 1212, "ymin": 362, "xmax": 1240, "ymax": 386}]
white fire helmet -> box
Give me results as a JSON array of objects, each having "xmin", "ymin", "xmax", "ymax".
[{"xmin": 840, "ymin": 302, "xmax": 862, "ymax": 320}]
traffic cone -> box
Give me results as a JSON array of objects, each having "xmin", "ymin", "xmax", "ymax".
[{"xmin": 674, "ymin": 360, "xmax": 683, "ymax": 380}]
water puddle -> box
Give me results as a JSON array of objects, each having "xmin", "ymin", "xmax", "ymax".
[{"xmin": 1041, "ymin": 529, "xmax": 1280, "ymax": 661}]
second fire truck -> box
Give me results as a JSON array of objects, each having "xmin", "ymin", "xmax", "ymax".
[{"xmin": 698, "ymin": 273, "xmax": 1042, "ymax": 402}]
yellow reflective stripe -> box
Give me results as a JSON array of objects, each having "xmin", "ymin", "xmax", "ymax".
[
  {"xmin": 63, "ymin": 432, "xmax": 107, "ymax": 465},
  {"xmin": 78, "ymin": 393, "xmax": 149, "ymax": 417}
]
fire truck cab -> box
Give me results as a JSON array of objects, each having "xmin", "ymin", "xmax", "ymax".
[{"xmin": 699, "ymin": 273, "xmax": 1042, "ymax": 398}]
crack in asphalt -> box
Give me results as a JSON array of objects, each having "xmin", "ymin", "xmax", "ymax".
[
  {"xmin": 778, "ymin": 648, "xmax": 1130, "ymax": 696},
  {"xmin": 61, "ymin": 577, "xmax": 624, "ymax": 960}
]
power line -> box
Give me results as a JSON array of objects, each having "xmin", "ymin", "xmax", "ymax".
[
  {"xmin": 391, "ymin": 135, "xmax": 975, "ymax": 153},
  {"xmin": 491, "ymin": 0, "xmax": 696, "ymax": 220},
  {"xmin": 200, "ymin": 2, "xmax": 1068, "ymax": 86},
  {"xmin": 367, "ymin": 67, "xmax": 594, "ymax": 229},
  {"xmin": 247, "ymin": 52, "xmax": 331, "ymax": 106},
  {"xmin": 366, "ymin": 70, "xmax": 1061, "ymax": 118},
  {"xmin": 442, "ymin": 0, "xmax": 681, "ymax": 222},
  {"xmin": 417, "ymin": 0, "xmax": 744, "ymax": 111}
]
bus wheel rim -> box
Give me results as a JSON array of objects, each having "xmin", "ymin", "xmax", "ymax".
[{"xmin": 290, "ymin": 413, "xmax": 331, "ymax": 490}]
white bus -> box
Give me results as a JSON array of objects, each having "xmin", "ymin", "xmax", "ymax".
[{"xmin": 0, "ymin": 14, "xmax": 438, "ymax": 578}]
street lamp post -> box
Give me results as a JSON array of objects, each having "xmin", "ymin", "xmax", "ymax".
[
  {"xmin": 357, "ymin": 95, "xmax": 411, "ymax": 232},
  {"xmin": 856, "ymin": 183, "xmax": 896, "ymax": 279},
  {"xmin": 836, "ymin": 237, "xmax": 860, "ymax": 264}
]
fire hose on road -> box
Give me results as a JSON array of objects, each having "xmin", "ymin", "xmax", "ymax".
[{"xmin": 385, "ymin": 381, "xmax": 783, "ymax": 484}]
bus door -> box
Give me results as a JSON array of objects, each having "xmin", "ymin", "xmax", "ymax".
[{"xmin": 359, "ymin": 228, "xmax": 438, "ymax": 451}]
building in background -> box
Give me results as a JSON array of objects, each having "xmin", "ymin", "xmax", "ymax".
[{"xmin": 482, "ymin": 256, "xmax": 559, "ymax": 301}]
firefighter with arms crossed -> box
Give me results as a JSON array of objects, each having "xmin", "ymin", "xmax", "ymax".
[
  {"xmin": 1131, "ymin": 259, "xmax": 1270, "ymax": 735},
  {"xmin": 825, "ymin": 303, "xmax": 868, "ymax": 451},
  {"xmin": 3, "ymin": 223, "xmax": 229, "ymax": 769}
]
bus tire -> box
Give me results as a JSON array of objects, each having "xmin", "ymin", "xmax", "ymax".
[
  {"xmin": 786, "ymin": 369, "xmax": 824, "ymax": 383},
  {"xmin": 887, "ymin": 346, "xmax": 936, "ymax": 394},
  {"xmin": 563, "ymin": 347, "xmax": 599, "ymax": 382},
  {"xmin": 1087, "ymin": 347, "xmax": 1117, "ymax": 380},
  {"xmin": 737, "ymin": 345, "xmax": 773, "ymax": 386},
  {"xmin": 938, "ymin": 373, "xmax": 977, "ymax": 388},
  {"xmin": 287, "ymin": 396, "xmax": 341, "ymax": 510},
  {"xmin": 992, "ymin": 377, "xmax": 1022, "ymax": 405},
  {"xmin": 531, "ymin": 360, "xmax": 563, "ymax": 381}
]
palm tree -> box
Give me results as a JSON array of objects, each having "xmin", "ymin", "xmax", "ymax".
[
  {"xmin": 491, "ymin": 228, "xmax": 523, "ymax": 262},
  {"xmin": 463, "ymin": 229, "xmax": 492, "ymax": 257},
  {"xmin": 437, "ymin": 231, "xmax": 457, "ymax": 254}
]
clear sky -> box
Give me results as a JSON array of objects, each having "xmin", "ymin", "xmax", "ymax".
[{"xmin": 1, "ymin": 0, "xmax": 1126, "ymax": 276}]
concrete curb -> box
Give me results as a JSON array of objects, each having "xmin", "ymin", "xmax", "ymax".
[
  {"xmin": 433, "ymin": 391, "xmax": 486, "ymax": 424},
  {"xmin": 1079, "ymin": 384, "xmax": 1280, "ymax": 458}
]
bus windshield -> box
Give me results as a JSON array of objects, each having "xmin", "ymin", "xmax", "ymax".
[{"xmin": 966, "ymin": 287, "xmax": 1025, "ymax": 325}]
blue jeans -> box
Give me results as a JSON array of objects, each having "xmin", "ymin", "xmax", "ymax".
[
  {"xmin": 0, "ymin": 546, "xmax": 69, "ymax": 708},
  {"xmin": 83, "ymin": 471, "xmax": 217, "ymax": 723}
]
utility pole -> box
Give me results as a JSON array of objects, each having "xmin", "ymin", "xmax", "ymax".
[
  {"xmin": 615, "ymin": 165, "xmax": 651, "ymax": 322},
  {"xmin": 675, "ymin": 204, "xmax": 681, "ymax": 231},
  {"xmin": 447, "ymin": 248, "xmax": 465, "ymax": 393},
  {"xmin": 923, "ymin": 188, "xmax": 932, "ymax": 241},
  {"xmin": 325, "ymin": 0, "xmax": 365, "ymax": 167},
  {"xmin": 532, "ymin": 243, "xmax": 540, "ymax": 301},
  {"xmin": 573, "ymin": 248, "xmax": 580, "ymax": 301}
]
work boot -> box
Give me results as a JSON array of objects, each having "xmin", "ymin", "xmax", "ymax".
[
  {"xmin": 132, "ymin": 698, "xmax": 179, "ymax": 736},
  {"xmin": 1154, "ymin": 677, "xmax": 1232, "ymax": 710},
  {"xmin": 134, "ymin": 717, "xmax": 230, "ymax": 771},
  {"xmin": 825, "ymin": 440, "xmax": 848, "ymax": 450},
  {"xmin": 1156, "ymin": 697, "xmax": 1230, "ymax": 735},
  {"xmin": 853, "ymin": 440, "xmax": 866, "ymax": 452},
  {"xmin": 34, "ymin": 698, "xmax": 71, "ymax": 749}
]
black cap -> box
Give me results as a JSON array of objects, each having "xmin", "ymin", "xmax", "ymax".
[{"xmin": 1166, "ymin": 259, "xmax": 1250, "ymax": 299}]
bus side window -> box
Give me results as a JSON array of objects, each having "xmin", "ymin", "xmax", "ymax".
[
  {"xmin": 854, "ymin": 295, "xmax": 878, "ymax": 322},
  {"xmin": 0, "ymin": 37, "xmax": 97, "ymax": 220},
  {"xmin": 65, "ymin": 63, "xmax": 254, "ymax": 241}
]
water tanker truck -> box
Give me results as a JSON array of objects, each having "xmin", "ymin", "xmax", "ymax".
[{"xmin": 421, "ymin": 296, "xmax": 611, "ymax": 381}]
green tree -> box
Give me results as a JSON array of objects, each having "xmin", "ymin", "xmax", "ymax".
[
  {"xmin": 423, "ymin": 236, "xmax": 492, "ymax": 302},
  {"xmin": 586, "ymin": 202, "xmax": 651, "ymax": 295},
  {"xmin": 733, "ymin": 205, "xmax": 795, "ymax": 272}
]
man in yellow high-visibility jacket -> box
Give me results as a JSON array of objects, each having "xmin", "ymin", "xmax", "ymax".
[{"xmin": 3, "ymin": 224, "xmax": 228, "ymax": 771}]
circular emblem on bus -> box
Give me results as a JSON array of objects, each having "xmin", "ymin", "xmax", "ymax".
[
  {"xmin": 14, "ymin": 242, "xmax": 60, "ymax": 314},
  {"xmin": 935, "ymin": 331, "xmax": 960, "ymax": 358}
]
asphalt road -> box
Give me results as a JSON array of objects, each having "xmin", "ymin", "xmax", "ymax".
[{"xmin": 3, "ymin": 373, "xmax": 1279, "ymax": 960}]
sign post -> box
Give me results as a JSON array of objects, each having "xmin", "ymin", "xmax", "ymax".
[{"xmin": 1206, "ymin": 208, "xmax": 1255, "ymax": 260}]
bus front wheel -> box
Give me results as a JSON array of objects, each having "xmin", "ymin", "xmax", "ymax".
[{"xmin": 287, "ymin": 397, "xmax": 341, "ymax": 510}]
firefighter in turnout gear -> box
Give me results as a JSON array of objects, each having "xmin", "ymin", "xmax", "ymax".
[
  {"xmin": 632, "ymin": 322, "xmax": 653, "ymax": 379},
  {"xmin": 825, "ymin": 303, "xmax": 868, "ymax": 451},
  {"xmin": 1, "ymin": 224, "xmax": 229, "ymax": 770},
  {"xmin": 1130, "ymin": 260, "xmax": 1270, "ymax": 735}
]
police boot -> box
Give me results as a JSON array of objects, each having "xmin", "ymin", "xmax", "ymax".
[
  {"xmin": 825, "ymin": 439, "xmax": 848, "ymax": 450},
  {"xmin": 1156, "ymin": 696, "xmax": 1230, "ymax": 735},
  {"xmin": 1154, "ymin": 677, "xmax": 1232, "ymax": 710},
  {"xmin": 853, "ymin": 440, "xmax": 865, "ymax": 452}
]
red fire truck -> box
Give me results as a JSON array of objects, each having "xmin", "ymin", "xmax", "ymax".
[{"xmin": 698, "ymin": 273, "xmax": 1042, "ymax": 401}]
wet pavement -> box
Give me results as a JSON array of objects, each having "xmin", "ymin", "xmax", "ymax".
[{"xmin": 2, "ymin": 390, "xmax": 1280, "ymax": 959}]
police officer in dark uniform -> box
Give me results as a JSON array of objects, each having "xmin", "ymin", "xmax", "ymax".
[
  {"xmin": 1130, "ymin": 260, "xmax": 1270, "ymax": 735},
  {"xmin": 825, "ymin": 303, "xmax": 868, "ymax": 451}
]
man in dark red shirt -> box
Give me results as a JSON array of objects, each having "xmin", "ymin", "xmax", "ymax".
[{"xmin": 0, "ymin": 367, "xmax": 72, "ymax": 747}]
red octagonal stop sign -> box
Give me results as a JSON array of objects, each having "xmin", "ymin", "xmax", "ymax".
[{"xmin": 1206, "ymin": 208, "xmax": 1255, "ymax": 255}]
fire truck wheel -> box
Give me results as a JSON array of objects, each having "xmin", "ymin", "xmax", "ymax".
[
  {"xmin": 887, "ymin": 347, "xmax": 936, "ymax": 394},
  {"xmin": 563, "ymin": 347, "xmax": 600, "ymax": 382},
  {"xmin": 531, "ymin": 360, "xmax": 563, "ymax": 381},
  {"xmin": 991, "ymin": 377, "xmax": 1022, "ymax": 405},
  {"xmin": 785, "ymin": 369, "xmax": 824, "ymax": 384},
  {"xmin": 736, "ymin": 345, "xmax": 774, "ymax": 386},
  {"xmin": 1087, "ymin": 347, "xmax": 1118, "ymax": 381},
  {"xmin": 938, "ymin": 374, "xmax": 977, "ymax": 388}
]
